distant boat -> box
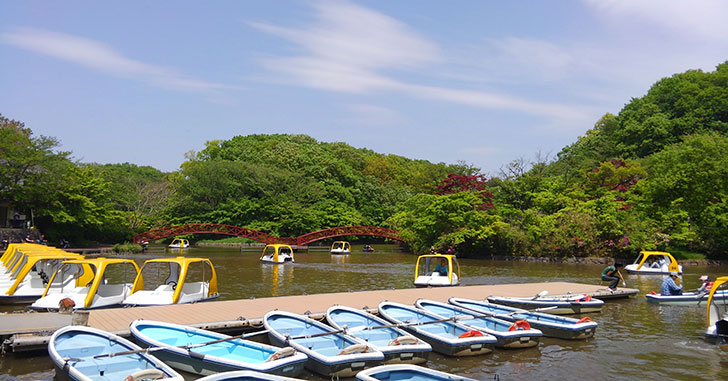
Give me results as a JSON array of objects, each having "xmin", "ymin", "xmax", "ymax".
[
  {"xmin": 449, "ymin": 297, "xmax": 598, "ymax": 340},
  {"xmin": 356, "ymin": 364, "xmax": 478, "ymax": 381},
  {"xmin": 326, "ymin": 305, "xmax": 431, "ymax": 364},
  {"xmin": 415, "ymin": 299, "xmax": 542, "ymax": 349},
  {"xmin": 260, "ymin": 244, "xmax": 295, "ymax": 264},
  {"xmin": 130, "ymin": 320, "xmax": 307, "ymax": 377},
  {"xmin": 30, "ymin": 257, "xmax": 139, "ymax": 311},
  {"xmin": 377, "ymin": 301, "xmax": 496, "ymax": 356},
  {"xmin": 168, "ymin": 238, "xmax": 190, "ymax": 248},
  {"xmin": 413, "ymin": 254, "xmax": 460, "ymax": 287},
  {"xmin": 330, "ymin": 241, "xmax": 351, "ymax": 255},
  {"xmin": 624, "ymin": 251, "xmax": 682, "ymax": 275},
  {"xmin": 264, "ymin": 310, "xmax": 384, "ymax": 377},
  {"xmin": 49, "ymin": 325, "xmax": 183, "ymax": 381},
  {"xmin": 362, "ymin": 245, "xmax": 374, "ymax": 253},
  {"xmin": 123, "ymin": 257, "xmax": 219, "ymax": 306}
]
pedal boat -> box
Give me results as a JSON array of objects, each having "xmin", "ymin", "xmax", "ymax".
[
  {"xmin": 260, "ymin": 244, "xmax": 295, "ymax": 264},
  {"xmin": 486, "ymin": 294, "xmax": 604, "ymax": 315},
  {"xmin": 415, "ymin": 299, "xmax": 542, "ymax": 349},
  {"xmin": 356, "ymin": 364, "xmax": 478, "ymax": 381},
  {"xmin": 129, "ymin": 320, "xmax": 307, "ymax": 377},
  {"xmin": 49, "ymin": 325, "xmax": 183, "ymax": 381},
  {"xmin": 413, "ymin": 254, "xmax": 460, "ymax": 287},
  {"xmin": 0, "ymin": 251, "xmax": 83, "ymax": 304},
  {"xmin": 30, "ymin": 258, "xmax": 139, "ymax": 311},
  {"xmin": 624, "ymin": 251, "xmax": 682, "ymax": 275},
  {"xmin": 326, "ymin": 305, "xmax": 431, "ymax": 364},
  {"xmin": 168, "ymin": 238, "xmax": 190, "ymax": 248},
  {"xmin": 330, "ymin": 241, "xmax": 351, "ymax": 255},
  {"xmin": 123, "ymin": 257, "xmax": 218, "ymax": 306},
  {"xmin": 264, "ymin": 310, "xmax": 385, "ymax": 378},
  {"xmin": 705, "ymin": 276, "xmax": 728, "ymax": 344},
  {"xmin": 449, "ymin": 297, "xmax": 598, "ymax": 340},
  {"xmin": 377, "ymin": 301, "xmax": 496, "ymax": 356}
]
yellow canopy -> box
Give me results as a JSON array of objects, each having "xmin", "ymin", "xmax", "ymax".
[
  {"xmin": 260, "ymin": 244, "xmax": 294, "ymax": 262},
  {"xmin": 634, "ymin": 251, "xmax": 681, "ymax": 272},
  {"xmin": 131, "ymin": 257, "xmax": 217, "ymax": 304},
  {"xmin": 415, "ymin": 254, "xmax": 460, "ymax": 284}
]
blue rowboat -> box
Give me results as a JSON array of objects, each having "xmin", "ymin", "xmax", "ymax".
[
  {"xmin": 646, "ymin": 289, "xmax": 728, "ymax": 305},
  {"xmin": 486, "ymin": 294, "xmax": 604, "ymax": 315},
  {"xmin": 196, "ymin": 370, "xmax": 305, "ymax": 381},
  {"xmin": 326, "ymin": 305, "xmax": 431, "ymax": 364},
  {"xmin": 129, "ymin": 320, "xmax": 307, "ymax": 377},
  {"xmin": 377, "ymin": 301, "xmax": 496, "ymax": 356},
  {"xmin": 414, "ymin": 299, "xmax": 542, "ymax": 349},
  {"xmin": 48, "ymin": 326, "xmax": 183, "ymax": 381},
  {"xmin": 449, "ymin": 297, "xmax": 598, "ymax": 340},
  {"xmin": 264, "ymin": 310, "xmax": 384, "ymax": 378},
  {"xmin": 356, "ymin": 364, "xmax": 477, "ymax": 381}
]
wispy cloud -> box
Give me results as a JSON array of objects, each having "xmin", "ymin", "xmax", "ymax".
[
  {"xmin": 1, "ymin": 27, "xmax": 228, "ymax": 98},
  {"xmin": 250, "ymin": 1, "xmax": 595, "ymax": 128}
]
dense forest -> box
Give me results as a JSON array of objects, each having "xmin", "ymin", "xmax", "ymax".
[{"xmin": 2, "ymin": 62, "xmax": 728, "ymax": 259}]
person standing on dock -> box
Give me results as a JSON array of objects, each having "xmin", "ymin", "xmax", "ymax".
[
  {"xmin": 601, "ymin": 262, "xmax": 624, "ymax": 291},
  {"xmin": 661, "ymin": 271, "xmax": 683, "ymax": 296}
]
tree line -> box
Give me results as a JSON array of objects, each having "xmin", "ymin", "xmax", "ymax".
[{"xmin": 2, "ymin": 62, "xmax": 727, "ymax": 259}]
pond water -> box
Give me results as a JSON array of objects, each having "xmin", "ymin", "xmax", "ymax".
[{"xmin": 1, "ymin": 244, "xmax": 727, "ymax": 380}]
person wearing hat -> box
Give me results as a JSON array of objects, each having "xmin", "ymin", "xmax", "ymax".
[
  {"xmin": 697, "ymin": 275, "xmax": 714, "ymax": 293},
  {"xmin": 661, "ymin": 271, "xmax": 683, "ymax": 296}
]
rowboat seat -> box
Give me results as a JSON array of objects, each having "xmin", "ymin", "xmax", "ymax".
[{"xmin": 74, "ymin": 357, "xmax": 146, "ymax": 374}]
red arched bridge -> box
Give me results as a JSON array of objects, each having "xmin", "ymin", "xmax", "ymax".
[{"xmin": 132, "ymin": 224, "xmax": 404, "ymax": 246}]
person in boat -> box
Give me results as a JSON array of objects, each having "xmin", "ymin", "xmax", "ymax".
[
  {"xmin": 434, "ymin": 258, "xmax": 448, "ymax": 276},
  {"xmin": 601, "ymin": 262, "xmax": 623, "ymax": 291},
  {"xmin": 661, "ymin": 271, "xmax": 683, "ymax": 296},
  {"xmin": 697, "ymin": 275, "xmax": 714, "ymax": 293}
]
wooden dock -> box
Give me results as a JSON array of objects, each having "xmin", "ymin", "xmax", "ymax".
[{"xmin": 0, "ymin": 282, "xmax": 638, "ymax": 352}]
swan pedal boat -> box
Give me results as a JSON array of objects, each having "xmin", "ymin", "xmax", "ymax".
[
  {"xmin": 264, "ymin": 310, "xmax": 385, "ymax": 377},
  {"xmin": 624, "ymin": 251, "xmax": 683, "ymax": 275},
  {"xmin": 129, "ymin": 320, "xmax": 307, "ymax": 377},
  {"xmin": 415, "ymin": 299, "xmax": 542, "ymax": 349},
  {"xmin": 356, "ymin": 364, "xmax": 477, "ymax": 381},
  {"xmin": 168, "ymin": 238, "xmax": 190, "ymax": 248},
  {"xmin": 330, "ymin": 241, "xmax": 351, "ymax": 255},
  {"xmin": 48, "ymin": 325, "xmax": 183, "ymax": 381},
  {"xmin": 326, "ymin": 305, "xmax": 431, "ymax": 364},
  {"xmin": 122, "ymin": 257, "xmax": 219, "ymax": 306},
  {"xmin": 30, "ymin": 258, "xmax": 139, "ymax": 311},
  {"xmin": 486, "ymin": 294, "xmax": 604, "ymax": 315},
  {"xmin": 260, "ymin": 244, "xmax": 295, "ymax": 264},
  {"xmin": 413, "ymin": 254, "xmax": 460, "ymax": 288},
  {"xmin": 377, "ymin": 301, "xmax": 496, "ymax": 356},
  {"xmin": 449, "ymin": 297, "xmax": 598, "ymax": 340},
  {"xmin": 196, "ymin": 370, "xmax": 305, "ymax": 381}
]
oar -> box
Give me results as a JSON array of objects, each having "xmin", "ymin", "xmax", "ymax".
[
  {"xmin": 93, "ymin": 329, "xmax": 269, "ymax": 359},
  {"xmin": 532, "ymin": 290, "xmax": 548, "ymax": 300}
]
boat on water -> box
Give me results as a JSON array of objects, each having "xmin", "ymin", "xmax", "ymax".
[
  {"xmin": 647, "ymin": 289, "xmax": 728, "ymax": 305},
  {"xmin": 413, "ymin": 254, "xmax": 460, "ymax": 288},
  {"xmin": 486, "ymin": 293, "xmax": 604, "ymax": 315},
  {"xmin": 0, "ymin": 250, "xmax": 83, "ymax": 304},
  {"xmin": 168, "ymin": 238, "xmax": 190, "ymax": 248},
  {"xmin": 377, "ymin": 301, "xmax": 496, "ymax": 356},
  {"xmin": 414, "ymin": 299, "xmax": 542, "ymax": 349},
  {"xmin": 129, "ymin": 320, "xmax": 307, "ymax": 377},
  {"xmin": 704, "ymin": 276, "xmax": 728, "ymax": 344},
  {"xmin": 123, "ymin": 257, "xmax": 219, "ymax": 306},
  {"xmin": 48, "ymin": 325, "xmax": 183, "ymax": 381},
  {"xmin": 326, "ymin": 305, "xmax": 431, "ymax": 364},
  {"xmin": 197, "ymin": 370, "xmax": 305, "ymax": 381},
  {"xmin": 260, "ymin": 244, "xmax": 295, "ymax": 264},
  {"xmin": 362, "ymin": 245, "xmax": 375, "ymax": 253},
  {"xmin": 449, "ymin": 297, "xmax": 598, "ymax": 340},
  {"xmin": 264, "ymin": 310, "xmax": 385, "ymax": 378},
  {"xmin": 330, "ymin": 241, "xmax": 351, "ymax": 255},
  {"xmin": 624, "ymin": 251, "xmax": 682, "ymax": 275},
  {"xmin": 356, "ymin": 364, "xmax": 477, "ymax": 381},
  {"xmin": 30, "ymin": 258, "xmax": 139, "ymax": 311}
]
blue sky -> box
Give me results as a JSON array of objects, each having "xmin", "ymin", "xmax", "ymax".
[{"xmin": 2, "ymin": 1, "xmax": 727, "ymax": 176}]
